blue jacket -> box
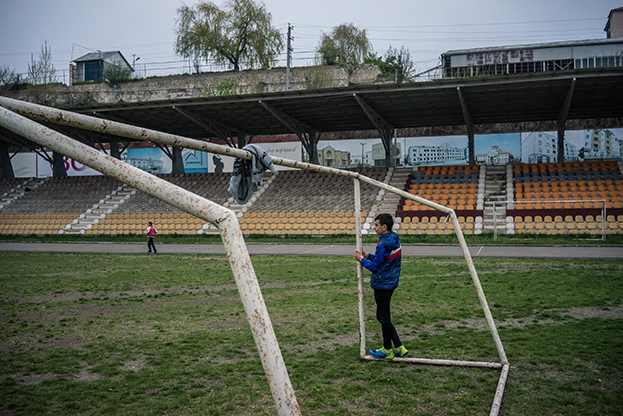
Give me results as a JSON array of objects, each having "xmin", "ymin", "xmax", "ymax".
[{"xmin": 360, "ymin": 232, "xmax": 402, "ymax": 290}]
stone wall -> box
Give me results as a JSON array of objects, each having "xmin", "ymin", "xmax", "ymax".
[{"xmin": 3, "ymin": 64, "xmax": 381, "ymax": 106}]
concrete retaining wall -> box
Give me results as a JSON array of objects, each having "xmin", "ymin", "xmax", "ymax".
[{"xmin": 4, "ymin": 65, "xmax": 382, "ymax": 106}]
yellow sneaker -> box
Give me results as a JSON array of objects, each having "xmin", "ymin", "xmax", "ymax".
[
  {"xmin": 369, "ymin": 347, "xmax": 394, "ymax": 359},
  {"xmin": 393, "ymin": 345, "xmax": 409, "ymax": 357}
]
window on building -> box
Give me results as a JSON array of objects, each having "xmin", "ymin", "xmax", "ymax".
[{"xmin": 84, "ymin": 61, "xmax": 102, "ymax": 82}]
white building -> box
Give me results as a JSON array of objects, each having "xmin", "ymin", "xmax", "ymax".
[
  {"xmin": 475, "ymin": 145, "xmax": 513, "ymax": 165},
  {"xmin": 522, "ymin": 132, "xmax": 578, "ymax": 163},
  {"xmin": 407, "ymin": 142, "xmax": 465, "ymax": 165},
  {"xmin": 442, "ymin": 38, "xmax": 623, "ymax": 78},
  {"xmin": 128, "ymin": 157, "xmax": 164, "ymax": 173},
  {"xmin": 582, "ymin": 129, "xmax": 621, "ymax": 160}
]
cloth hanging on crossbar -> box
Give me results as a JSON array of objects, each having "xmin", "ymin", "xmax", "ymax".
[{"xmin": 228, "ymin": 144, "xmax": 276, "ymax": 205}]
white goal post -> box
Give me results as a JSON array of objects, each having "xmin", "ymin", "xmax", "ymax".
[{"xmin": 0, "ymin": 96, "xmax": 509, "ymax": 416}]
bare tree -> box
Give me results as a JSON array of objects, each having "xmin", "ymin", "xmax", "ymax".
[
  {"xmin": 0, "ymin": 66, "xmax": 25, "ymax": 91},
  {"xmin": 384, "ymin": 45, "xmax": 416, "ymax": 83},
  {"xmin": 27, "ymin": 40, "xmax": 58, "ymax": 105},
  {"xmin": 175, "ymin": 0, "xmax": 284, "ymax": 71},
  {"xmin": 317, "ymin": 23, "xmax": 372, "ymax": 67}
]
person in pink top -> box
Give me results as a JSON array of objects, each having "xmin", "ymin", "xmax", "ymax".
[{"xmin": 146, "ymin": 221, "xmax": 158, "ymax": 253}]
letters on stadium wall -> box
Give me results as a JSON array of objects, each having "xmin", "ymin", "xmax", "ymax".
[{"xmin": 36, "ymin": 151, "xmax": 110, "ymax": 178}]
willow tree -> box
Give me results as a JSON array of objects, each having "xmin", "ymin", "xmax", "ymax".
[
  {"xmin": 317, "ymin": 23, "xmax": 372, "ymax": 67},
  {"xmin": 175, "ymin": 0, "xmax": 284, "ymax": 71}
]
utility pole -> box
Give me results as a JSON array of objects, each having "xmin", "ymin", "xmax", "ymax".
[{"xmin": 286, "ymin": 24, "xmax": 293, "ymax": 91}]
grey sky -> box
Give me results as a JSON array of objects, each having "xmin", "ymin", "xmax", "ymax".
[{"xmin": 0, "ymin": 0, "xmax": 620, "ymax": 82}]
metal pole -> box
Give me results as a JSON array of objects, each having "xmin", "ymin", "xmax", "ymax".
[
  {"xmin": 450, "ymin": 211, "xmax": 509, "ymax": 365},
  {"xmin": 286, "ymin": 24, "xmax": 292, "ymax": 91},
  {"xmin": 353, "ymin": 178, "xmax": 366, "ymax": 359},
  {"xmin": 367, "ymin": 356, "xmax": 503, "ymax": 369},
  {"xmin": 601, "ymin": 200, "xmax": 606, "ymax": 241},
  {"xmin": 490, "ymin": 364, "xmax": 510, "ymax": 416},
  {"xmin": 493, "ymin": 202, "xmax": 497, "ymax": 239},
  {"xmin": 0, "ymin": 105, "xmax": 301, "ymax": 416}
]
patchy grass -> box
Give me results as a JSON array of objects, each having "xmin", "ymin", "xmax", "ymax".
[{"xmin": 0, "ymin": 254, "xmax": 621, "ymax": 415}]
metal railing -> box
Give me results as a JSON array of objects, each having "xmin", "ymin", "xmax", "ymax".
[
  {"xmin": 0, "ymin": 96, "xmax": 509, "ymax": 416},
  {"xmin": 492, "ymin": 199, "xmax": 607, "ymax": 240}
]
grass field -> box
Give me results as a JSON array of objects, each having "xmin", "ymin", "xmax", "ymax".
[{"xmin": 0, "ymin": 252, "xmax": 622, "ymax": 415}]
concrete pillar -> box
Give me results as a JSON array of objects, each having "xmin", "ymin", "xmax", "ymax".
[
  {"xmin": 171, "ymin": 146, "xmax": 185, "ymax": 174},
  {"xmin": 0, "ymin": 141, "xmax": 15, "ymax": 178}
]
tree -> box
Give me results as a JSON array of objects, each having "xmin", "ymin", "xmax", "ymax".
[
  {"xmin": 364, "ymin": 45, "xmax": 416, "ymax": 83},
  {"xmin": 303, "ymin": 65, "xmax": 334, "ymax": 89},
  {"xmin": 175, "ymin": 0, "xmax": 284, "ymax": 71},
  {"xmin": 317, "ymin": 23, "xmax": 372, "ymax": 67},
  {"xmin": 27, "ymin": 40, "xmax": 56, "ymax": 85},
  {"xmin": 27, "ymin": 40, "xmax": 58, "ymax": 105},
  {"xmin": 0, "ymin": 66, "xmax": 25, "ymax": 91},
  {"xmin": 103, "ymin": 62, "xmax": 132, "ymax": 84},
  {"xmin": 385, "ymin": 45, "xmax": 415, "ymax": 83}
]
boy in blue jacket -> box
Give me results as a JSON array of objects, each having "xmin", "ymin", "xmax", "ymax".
[{"xmin": 354, "ymin": 213, "xmax": 408, "ymax": 359}]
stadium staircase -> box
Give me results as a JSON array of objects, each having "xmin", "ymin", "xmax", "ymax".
[
  {"xmin": 361, "ymin": 167, "xmax": 397, "ymax": 234},
  {"xmin": 481, "ymin": 165, "xmax": 510, "ymax": 234},
  {"xmin": 60, "ymin": 185, "xmax": 136, "ymax": 234}
]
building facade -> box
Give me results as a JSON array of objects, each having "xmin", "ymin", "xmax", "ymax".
[
  {"xmin": 605, "ymin": 7, "xmax": 623, "ymax": 39},
  {"xmin": 522, "ymin": 131, "xmax": 578, "ymax": 163},
  {"xmin": 583, "ymin": 129, "xmax": 621, "ymax": 160},
  {"xmin": 371, "ymin": 142, "xmax": 402, "ymax": 167},
  {"xmin": 441, "ymin": 38, "xmax": 623, "ymax": 78},
  {"xmin": 71, "ymin": 51, "xmax": 133, "ymax": 83},
  {"xmin": 317, "ymin": 145, "xmax": 350, "ymax": 168},
  {"xmin": 407, "ymin": 142, "xmax": 465, "ymax": 165},
  {"xmin": 475, "ymin": 145, "xmax": 513, "ymax": 165}
]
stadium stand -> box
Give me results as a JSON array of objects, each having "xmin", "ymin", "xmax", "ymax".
[
  {"xmin": 0, "ymin": 176, "xmax": 121, "ymax": 234},
  {"xmin": 395, "ymin": 165, "xmax": 484, "ymax": 235},
  {"xmin": 88, "ymin": 172, "xmax": 231, "ymax": 235},
  {"xmin": 235, "ymin": 167, "xmax": 386, "ymax": 235},
  {"xmin": 1, "ymin": 162, "xmax": 622, "ymax": 236},
  {"xmin": 509, "ymin": 161, "xmax": 623, "ymax": 235}
]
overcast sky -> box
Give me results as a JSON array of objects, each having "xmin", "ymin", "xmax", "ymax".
[{"xmin": 0, "ymin": 0, "xmax": 620, "ymax": 83}]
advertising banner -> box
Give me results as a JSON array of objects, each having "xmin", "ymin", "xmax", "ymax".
[
  {"xmin": 11, "ymin": 153, "xmax": 37, "ymax": 178},
  {"xmin": 36, "ymin": 151, "xmax": 107, "ymax": 178},
  {"xmin": 207, "ymin": 141, "xmax": 301, "ymax": 172}
]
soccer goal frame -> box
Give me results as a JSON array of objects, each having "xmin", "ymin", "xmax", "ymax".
[{"xmin": 0, "ymin": 96, "xmax": 509, "ymax": 416}]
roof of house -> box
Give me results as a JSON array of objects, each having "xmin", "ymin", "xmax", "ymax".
[
  {"xmin": 73, "ymin": 51, "xmax": 133, "ymax": 69},
  {"xmin": 73, "ymin": 51, "xmax": 120, "ymax": 62},
  {"xmin": 442, "ymin": 38, "xmax": 623, "ymax": 57}
]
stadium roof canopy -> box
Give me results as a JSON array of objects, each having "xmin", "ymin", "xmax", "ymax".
[{"xmin": 1, "ymin": 67, "xmax": 622, "ymax": 150}]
